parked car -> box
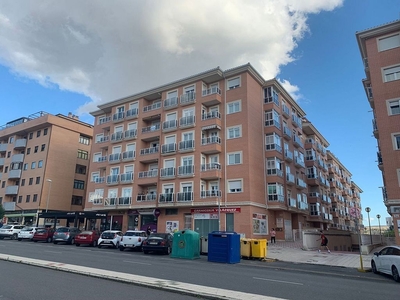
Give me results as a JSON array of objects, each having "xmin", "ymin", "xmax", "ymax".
[
  {"xmin": 97, "ymin": 230, "xmax": 123, "ymax": 248},
  {"xmin": 75, "ymin": 230, "xmax": 101, "ymax": 247},
  {"xmin": 0, "ymin": 224, "xmax": 25, "ymax": 240},
  {"xmin": 18, "ymin": 226, "xmax": 44, "ymax": 241},
  {"xmin": 142, "ymin": 233, "xmax": 173, "ymax": 254},
  {"xmin": 32, "ymin": 228, "xmax": 55, "ymax": 243},
  {"xmin": 371, "ymin": 245, "xmax": 400, "ymax": 282},
  {"xmin": 53, "ymin": 227, "xmax": 81, "ymax": 245},
  {"xmin": 119, "ymin": 230, "xmax": 147, "ymax": 251}
]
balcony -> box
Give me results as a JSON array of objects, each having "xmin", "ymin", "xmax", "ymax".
[
  {"xmin": 14, "ymin": 138, "xmax": 27, "ymax": 149},
  {"xmin": 296, "ymin": 178, "xmax": 307, "ymax": 189},
  {"xmin": 293, "ymin": 135, "xmax": 304, "ymax": 148},
  {"xmin": 163, "ymin": 97, "xmax": 178, "ymax": 110},
  {"xmin": 377, "ymin": 152, "xmax": 383, "ymax": 170},
  {"xmin": 120, "ymin": 172, "xmax": 133, "ymax": 184},
  {"xmin": 138, "ymin": 169, "xmax": 158, "ymax": 179},
  {"xmin": 177, "ymin": 191, "xmax": 193, "ymax": 202},
  {"xmin": 178, "ymin": 165, "xmax": 195, "ymax": 177},
  {"xmin": 160, "ymin": 167, "xmax": 175, "ymax": 179},
  {"xmin": 306, "ymin": 174, "xmax": 319, "ymax": 186},
  {"xmin": 283, "ymin": 126, "xmax": 292, "ymax": 140},
  {"xmin": 180, "ymin": 92, "xmax": 196, "ymax": 105},
  {"xmin": 126, "ymin": 108, "xmax": 139, "ymax": 120},
  {"xmin": 200, "ymin": 190, "xmax": 221, "ymax": 198},
  {"xmin": 267, "ymin": 195, "xmax": 286, "ymax": 210},
  {"xmin": 286, "ymin": 173, "xmax": 295, "ymax": 185},
  {"xmin": 96, "ymin": 135, "xmax": 110, "ymax": 143},
  {"xmin": 298, "ymin": 201, "xmax": 308, "ymax": 211},
  {"xmin": 118, "ymin": 197, "xmax": 132, "ymax": 206},
  {"xmin": 265, "ymin": 143, "xmax": 282, "ymax": 153},
  {"xmin": 0, "ymin": 158, "xmax": 4, "ymax": 166},
  {"xmin": 98, "ymin": 116, "xmax": 111, "ymax": 126},
  {"xmin": 95, "ymin": 177, "xmax": 105, "ymax": 184},
  {"xmin": 110, "ymin": 131, "xmax": 124, "ymax": 143},
  {"xmin": 289, "ymin": 198, "xmax": 297, "ymax": 208},
  {"xmin": 201, "ymin": 136, "xmax": 221, "ymax": 154},
  {"xmin": 109, "ymin": 153, "xmax": 121, "ymax": 163},
  {"xmin": 201, "ymin": 87, "xmax": 222, "ymax": 106},
  {"xmin": 267, "ymin": 168, "xmax": 283, "ymax": 177},
  {"xmin": 139, "ymin": 146, "xmax": 159, "ymax": 163},
  {"xmin": 159, "ymin": 193, "xmax": 174, "ymax": 203},
  {"xmin": 11, "ymin": 154, "xmax": 24, "ymax": 163},
  {"xmin": 294, "ymin": 156, "xmax": 305, "ymax": 168},
  {"xmin": 122, "ymin": 150, "xmax": 135, "ymax": 161},
  {"xmin": 308, "ymin": 192, "xmax": 320, "ymax": 199},
  {"xmin": 5, "ymin": 185, "xmax": 19, "ymax": 195},
  {"xmin": 8, "ymin": 169, "xmax": 22, "ymax": 179},
  {"xmin": 96, "ymin": 155, "xmax": 107, "ymax": 163},
  {"xmin": 92, "ymin": 197, "xmax": 103, "ymax": 205},
  {"xmin": 104, "ymin": 198, "xmax": 117, "ymax": 206},
  {"xmin": 124, "ymin": 129, "xmax": 137, "ymax": 140},
  {"xmin": 106, "ymin": 174, "xmax": 119, "ymax": 185},
  {"xmin": 179, "ymin": 115, "xmax": 195, "ymax": 128},
  {"xmin": 282, "ymin": 104, "xmax": 290, "ymax": 118},
  {"xmin": 291, "ymin": 114, "xmax": 302, "ymax": 128},
  {"xmin": 137, "ymin": 193, "xmax": 157, "ymax": 202},
  {"xmin": 0, "ymin": 143, "xmax": 8, "ymax": 153},
  {"xmin": 372, "ymin": 119, "xmax": 378, "ymax": 138},
  {"xmin": 179, "ymin": 140, "xmax": 195, "ymax": 152},
  {"xmin": 161, "ymin": 143, "xmax": 176, "ymax": 155},
  {"xmin": 200, "ymin": 163, "xmax": 221, "ymax": 180},
  {"xmin": 141, "ymin": 123, "xmax": 160, "ymax": 135},
  {"xmin": 284, "ymin": 149, "xmax": 293, "ymax": 162},
  {"xmin": 143, "ymin": 101, "xmax": 162, "ymax": 113},
  {"xmin": 112, "ymin": 111, "xmax": 125, "ymax": 123},
  {"xmin": 202, "ymin": 111, "xmax": 221, "ymax": 121},
  {"xmin": 162, "ymin": 120, "xmax": 178, "ymax": 132}
]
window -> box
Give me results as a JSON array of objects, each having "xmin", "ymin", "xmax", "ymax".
[
  {"xmin": 41, "ymin": 144, "xmax": 45, "ymax": 151},
  {"xmin": 18, "ymin": 196, "xmax": 22, "ymax": 203},
  {"xmin": 74, "ymin": 180, "xmax": 85, "ymax": 189},
  {"xmin": 27, "ymin": 148, "xmax": 31, "ymax": 155},
  {"xmin": 37, "ymin": 130, "xmax": 41, "ymax": 137},
  {"xmin": 33, "ymin": 194, "xmax": 38, "ymax": 202},
  {"xmin": 383, "ymin": 65, "xmax": 400, "ymax": 82},
  {"xmin": 21, "ymin": 179, "xmax": 25, "ymax": 186},
  {"xmin": 227, "ymin": 77, "xmax": 240, "ymax": 90},
  {"xmin": 266, "ymin": 157, "xmax": 282, "ymax": 176},
  {"xmin": 23, "ymin": 163, "xmax": 28, "ymax": 170},
  {"xmin": 9, "ymin": 136, "xmax": 14, "ymax": 143},
  {"xmin": 29, "ymin": 178, "xmax": 33, "ymax": 185},
  {"xmin": 267, "ymin": 183, "xmax": 284, "ymax": 201},
  {"xmin": 4, "ymin": 166, "xmax": 8, "ymax": 173},
  {"xmin": 265, "ymin": 110, "xmax": 281, "ymax": 129},
  {"xmin": 36, "ymin": 177, "xmax": 40, "ymax": 184},
  {"xmin": 7, "ymin": 151, "xmax": 10, "ymax": 158},
  {"xmin": 1, "ymin": 182, "xmax": 5, "ymax": 188},
  {"xmin": 227, "ymin": 152, "xmax": 242, "ymax": 165},
  {"xmin": 227, "ymin": 126, "xmax": 241, "ymax": 139},
  {"xmin": 34, "ymin": 146, "xmax": 38, "ymax": 153},
  {"xmin": 78, "ymin": 150, "xmax": 88, "ymax": 160},
  {"xmin": 75, "ymin": 165, "xmax": 86, "ymax": 174},
  {"xmin": 394, "ymin": 134, "xmax": 400, "ymax": 150},
  {"xmin": 38, "ymin": 160, "xmax": 43, "ymax": 168},
  {"xmin": 228, "ymin": 179, "xmax": 242, "ymax": 193},
  {"xmin": 31, "ymin": 162, "xmax": 36, "ymax": 169},
  {"xmin": 29, "ymin": 133, "xmax": 33, "ymax": 140},
  {"xmin": 265, "ymin": 133, "xmax": 282, "ymax": 152},
  {"xmin": 44, "ymin": 128, "xmax": 48, "ymax": 135},
  {"xmin": 91, "ymin": 172, "xmax": 100, "ymax": 182},
  {"xmin": 71, "ymin": 196, "xmax": 83, "ymax": 205},
  {"xmin": 252, "ymin": 213, "xmax": 267, "ymax": 234},
  {"xmin": 388, "ymin": 99, "xmax": 400, "ymax": 115},
  {"xmin": 79, "ymin": 135, "xmax": 90, "ymax": 145},
  {"xmin": 26, "ymin": 195, "xmax": 31, "ymax": 203},
  {"xmin": 378, "ymin": 33, "xmax": 400, "ymax": 51},
  {"xmin": 227, "ymin": 100, "xmax": 241, "ymax": 114}
]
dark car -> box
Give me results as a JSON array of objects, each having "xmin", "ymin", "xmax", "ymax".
[
  {"xmin": 53, "ymin": 227, "xmax": 81, "ymax": 245},
  {"xmin": 32, "ymin": 228, "xmax": 55, "ymax": 243},
  {"xmin": 142, "ymin": 233, "xmax": 173, "ymax": 255},
  {"xmin": 75, "ymin": 230, "xmax": 101, "ymax": 247}
]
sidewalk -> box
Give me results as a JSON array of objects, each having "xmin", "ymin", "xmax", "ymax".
[{"xmin": 266, "ymin": 241, "xmax": 375, "ymax": 270}]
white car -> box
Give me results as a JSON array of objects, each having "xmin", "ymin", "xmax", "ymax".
[
  {"xmin": 119, "ymin": 230, "xmax": 148, "ymax": 251},
  {"xmin": 0, "ymin": 225, "xmax": 25, "ymax": 240},
  {"xmin": 97, "ymin": 230, "xmax": 123, "ymax": 248},
  {"xmin": 371, "ymin": 245, "xmax": 400, "ymax": 282},
  {"xmin": 18, "ymin": 226, "xmax": 44, "ymax": 241}
]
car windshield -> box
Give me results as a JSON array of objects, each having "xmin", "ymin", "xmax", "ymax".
[
  {"xmin": 56, "ymin": 228, "xmax": 70, "ymax": 232},
  {"xmin": 2, "ymin": 225, "xmax": 12, "ymax": 229},
  {"xmin": 101, "ymin": 232, "xmax": 116, "ymax": 238},
  {"xmin": 22, "ymin": 227, "xmax": 34, "ymax": 231},
  {"xmin": 36, "ymin": 229, "xmax": 47, "ymax": 233},
  {"xmin": 150, "ymin": 233, "xmax": 168, "ymax": 239},
  {"xmin": 125, "ymin": 232, "xmax": 141, "ymax": 236},
  {"xmin": 81, "ymin": 231, "xmax": 94, "ymax": 235}
]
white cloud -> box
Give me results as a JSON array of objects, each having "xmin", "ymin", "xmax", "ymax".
[{"xmin": 0, "ymin": 0, "xmax": 344, "ymax": 116}]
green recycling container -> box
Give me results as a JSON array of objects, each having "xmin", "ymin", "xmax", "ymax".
[{"xmin": 171, "ymin": 229, "xmax": 200, "ymax": 259}]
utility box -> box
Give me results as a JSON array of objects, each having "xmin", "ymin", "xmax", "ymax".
[
  {"xmin": 171, "ymin": 229, "xmax": 200, "ymax": 260},
  {"xmin": 207, "ymin": 231, "xmax": 240, "ymax": 264}
]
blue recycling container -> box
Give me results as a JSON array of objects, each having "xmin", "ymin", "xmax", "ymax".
[{"xmin": 207, "ymin": 231, "xmax": 240, "ymax": 264}]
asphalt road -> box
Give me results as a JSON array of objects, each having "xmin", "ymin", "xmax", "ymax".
[{"xmin": 0, "ymin": 239, "xmax": 398, "ymax": 300}]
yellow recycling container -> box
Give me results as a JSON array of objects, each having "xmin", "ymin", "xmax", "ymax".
[
  {"xmin": 251, "ymin": 239, "xmax": 267, "ymax": 259},
  {"xmin": 240, "ymin": 238, "xmax": 252, "ymax": 258}
]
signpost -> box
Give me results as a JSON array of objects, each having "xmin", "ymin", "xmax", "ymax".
[{"xmin": 350, "ymin": 207, "xmax": 365, "ymax": 272}]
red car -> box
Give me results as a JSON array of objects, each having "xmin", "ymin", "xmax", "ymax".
[
  {"xmin": 32, "ymin": 228, "xmax": 55, "ymax": 243},
  {"xmin": 75, "ymin": 230, "xmax": 101, "ymax": 247}
]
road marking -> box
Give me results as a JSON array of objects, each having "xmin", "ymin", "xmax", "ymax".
[
  {"xmin": 123, "ymin": 260, "xmax": 151, "ymax": 265},
  {"xmin": 44, "ymin": 250, "xmax": 62, "ymax": 254},
  {"xmin": 253, "ymin": 277, "xmax": 303, "ymax": 285}
]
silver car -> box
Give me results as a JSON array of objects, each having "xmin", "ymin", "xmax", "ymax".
[
  {"xmin": 18, "ymin": 226, "xmax": 44, "ymax": 241},
  {"xmin": 0, "ymin": 225, "xmax": 25, "ymax": 240},
  {"xmin": 53, "ymin": 227, "xmax": 81, "ymax": 245}
]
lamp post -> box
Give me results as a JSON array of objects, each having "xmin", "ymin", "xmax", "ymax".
[
  {"xmin": 45, "ymin": 179, "xmax": 52, "ymax": 213},
  {"xmin": 376, "ymin": 214, "xmax": 382, "ymax": 244},
  {"xmin": 365, "ymin": 207, "xmax": 372, "ymax": 245}
]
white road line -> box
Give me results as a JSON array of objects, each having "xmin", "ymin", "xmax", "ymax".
[
  {"xmin": 122, "ymin": 260, "xmax": 152, "ymax": 265},
  {"xmin": 253, "ymin": 277, "xmax": 303, "ymax": 285}
]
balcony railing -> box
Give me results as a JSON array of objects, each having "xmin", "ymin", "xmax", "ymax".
[
  {"xmin": 298, "ymin": 201, "xmax": 308, "ymax": 210},
  {"xmin": 282, "ymin": 104, "xmax": 290, "ymax": 117},
  {"xmin": 137, "ymin": 193, "xmax": 157, "ymax": 202},
  {"xmin": 284, "ymin": 149, "xmax": 293, "ymax": 161},
  {"xmin": 201, "ymin": 136, "xmax": 221, "ymax": 145},
  {"xmin": 126, "ymin": 108, "xmax": 139, "ymax": 119},
  {"xmin": 179, "ymin": 115, "xmax": 195, "ymax": 127},
  {"xmin": 159, "ymin": 193, "xmax": 174, "ymax": 203},
  {"xmin": 98, "ymin": 116, "xmax": 111, "ymax": 125},
  {"xmin": 140, "ymin": 146, "xmax": 159, "ymax": 155},
  {"xmin": 160, "ymin": 167, "xmax": 175, "ymax": 178},
  {"xmin": 138, "ymin": 169, "xmax": 158, "ymax": 178},
  {"xmin": 179, "ymin": 140, "xmax": 194, "ymax": 151},
  {"xmin": 109, "ymin": 153, "xmax": 121, "ymax": 163},
  {"xmin": 162, "ymin": 119, "xmax": 178, "ymax": 131},
  {"xmin": 200, "ymin": 190, "xmax": 221, "ymax": 198},
  {"xmin": 268, "ymin": 195, "xmax": 285, "ymax": 202},
  {"xmin": 96, "ymin": 155, "xmax": 107, "ymax": 162},
  {"xmin": 110, "ymin": 131, "xmax": 124, "ymax": 142},
  {"xmin": 202, "ymin": 111, "xmax": 221, "ymax": 120},
  {"xmin": 106, "ymin": 174, "xmax": 119, "ymax": 185},
  {"xmin": 143, "ymin": 102, "xmax": 161, "ymax": 112},
  {"xmin": 163, "ymin": 97, "xmax": 178, "ymax": 109},
  {"xmin": 161, "ymin": 143, "xmax": 176, "ymax": 154},
  {"xmin": 293, "ymin": 135, "xmax": 304, "ymax": 148},
  {"xmin": 141, "ymin": 123, "xmax": 160, "ymax": 134},
  {"xmin": 177, "ymin": 192, "xmax": 193, "ymax": 202},
  {"xmin": 118, "ymin": 197, "xmax": 132, "ymax": 205},
  {"xmin": 94, "ymin": 177, "xmax": 105, "ymax": 184},
  {"xmin": 96, "ymin": 135, "xmax": 109, "ymax": 143},
  {"xmin": 291, "ymin": 114, "xmax": 302, "ymax": 128},
  {"xmin": 296, "ymin": 178, "xmax": 307, "ymax": 188},
  {"xmin": 120, "ymin": 172, "xmax": 133, "ymax": 183},
  {"xmin": 178, "ymin": 165, "xmax": 195, "ymax": 176},
  {"xmin": 124, "ymin": 129, "xmax": 137, "ymax": 139},
  {"xmin": 122, "ymin": 150, "xmax": 135, "ymax": 161},
  {"xmin": 180, "ymin": 92, "xmax": 196, "ymax": 105},
  {"xmin": 112, "ymin": 111, "xmax": 125, "ymax": 122},
  {"xmin": 104, "ymin": 198, "xmax": 117, "ymax": 206},
  {"xmin": 202, "ymin": 87, "xmax": 221, "ymax": 97},
  {"xmin": 201, "ymin": 163, "xmax": 221, "ymax": 171},
  {"xmin": 286, "ymin": 173, "xmax": 295, "ymax": 184}
]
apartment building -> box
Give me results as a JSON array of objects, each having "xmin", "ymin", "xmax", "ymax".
[
  {"xmin": 356, "ymin": 20, "xmax": 400, "ymax": 244},
  {"xmin": 85, "ymin": 64, "xmax": 361, "ymax": 239},
  {"xmin": 0, "ymin": 112, "xmax": 93, "ymax": 226}
]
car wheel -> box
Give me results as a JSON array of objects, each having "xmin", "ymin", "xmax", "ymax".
[
  {"xmin": 392, "ymin": 266, "xmax": 400, "ymax": 282},
  {"xmin": 371, "ymin": 261, "xmax": 378, "ymax": 274},
  {"xmin": 114, "ymin": 242, "xmax": 119, "ymax": 249},
  {"xmin": 143, "ymin": 250, "xmax": 149, "ymax": 254},
  {"xmin": 166, "ymin": 246, "xmax": 171, "ymax": 255},
  {"xmin": 34, "ymin": 240, "xmax": 38, "ymax": 243},
  {"xmin": 46, "ymin": 237, "xmax": 52, "ymax": 243},
  {"xmin": 0, "ymin": 237, "xmax": 4, "ymax": 240},
  {"xmin": 69, "ymin": 238, "xmax": 75, "ymax": 245},
  {"xmin": 53, "ymin": 241, "xmax": 58, "ymax": 244},
  {"xmin": 12, "ymin": 234, "xmax": 18, "ymax": 240},
  {"xmin": 76, "ymin": 243, "xmax": 80, "ymax": 247},
  {"xmin": 97, "ymin": 244, "xmax": 102, "ymax": 248},
  {"xmin": 119, "ymin": 246, "xmax": 124, "ymax": 251},
  {"xmin": 92, "ymin": 240, "xmax": 97, "ymax": 247},
  {"xmin": 18, "ymin": 238, "xmax": 22, "ymax": 241}
]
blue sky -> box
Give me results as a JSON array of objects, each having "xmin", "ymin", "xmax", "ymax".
[{"xmin": 0, "ymin": 0, "xmax": 399, "ymax": 225}]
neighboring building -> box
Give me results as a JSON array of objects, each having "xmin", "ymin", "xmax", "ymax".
[
  {"xmin": 85, "ymin": 64, "xmax": 361, "ymax": 239},
  {"xmin": 0, "ymin": 112, "xmax": 93, "ymax": 226},
  {"xmin": 356, "ymin": 20, "xmax": 400, "ymax": 245}
]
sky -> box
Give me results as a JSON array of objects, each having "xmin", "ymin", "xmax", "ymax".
[{"xmin": 0, "ymin": 0, "xmax": 399, "ymax": 226}]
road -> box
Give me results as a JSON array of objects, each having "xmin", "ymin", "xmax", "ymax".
[
  {"xmin": 0, "ymin": 239, "xmax": 398, "ymax": 300},
  {"xmin": 0, "ymin": 260, "xmax": 202, "ymax": 300}
]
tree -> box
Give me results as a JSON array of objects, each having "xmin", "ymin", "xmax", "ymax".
[{"xmin": 0, "ymin": 204, "xmax": 4, "ymax": 221}]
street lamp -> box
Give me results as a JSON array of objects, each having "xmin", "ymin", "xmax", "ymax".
[
  {"xmin": 45, "ymin": 179, "xmax": 52, "ymax": 213},
  {"xmin": 376, "ymin": 214, "xmax": 382, "ymax": 244},
  {"xmin": 365, "ymin": 207, "xmax": 372, "ymax": 245}
]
